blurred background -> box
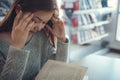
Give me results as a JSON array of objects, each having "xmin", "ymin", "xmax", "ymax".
[{"xmin": 0, "ymin": 0, "xmax": 120, "ymax": 80}]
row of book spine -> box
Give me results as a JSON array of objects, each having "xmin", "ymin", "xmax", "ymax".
[
  {"xmin": 0, "ymin": 0, "xmax": 11, "ymax": 17},
  {"xmin": 71, "ymin": 26, "xmax": 106, "ymax": 44},
  {"xmin": 71, "ymin": 13, "xmax": 111, "ymax": 27},
  {"xmin": 61, "ymin": 0, "xmax": 108, "ymax": 11},
  {"xmin": 71, "ymin": 13, "xmax": 98, "ymax": 27}
]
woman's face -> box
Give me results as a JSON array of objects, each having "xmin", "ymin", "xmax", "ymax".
[{"xmin": 31, "ymin": 11, "xmax": 53, "ymax": 32}]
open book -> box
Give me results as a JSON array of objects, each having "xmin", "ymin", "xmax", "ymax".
[{"xmin": 35, "ymin": 60, "xmax": 88, "ymax": 80}]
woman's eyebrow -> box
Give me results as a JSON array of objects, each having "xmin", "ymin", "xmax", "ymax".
[{"xmin": 34, "ymin": 16, "xmax": 46, "ymax": 23}]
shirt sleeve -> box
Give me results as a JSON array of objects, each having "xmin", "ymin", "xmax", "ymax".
[
  {"xmin": 55, "ymin": 38, "xmax": 69, "ymax": 62},
  {"xmin": 0, "ymin": 46, "xmax": 30, "ymax": 80},
  {"xmin": 47, "ymin": 38, "xmax": 69, "ymax": 62}
]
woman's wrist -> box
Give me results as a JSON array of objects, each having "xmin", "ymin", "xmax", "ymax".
[
  {"xmin": 59, "ymin": 36, "xmax": 67, "ymax": 43},
  {"xmin": 12, "ymin": 43, "xmax": 23, "ymax": 49}
]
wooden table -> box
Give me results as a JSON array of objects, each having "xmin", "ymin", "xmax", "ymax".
[{"xmin": 73, "ymin": 54, "xmax": 120, "ymax": 80}]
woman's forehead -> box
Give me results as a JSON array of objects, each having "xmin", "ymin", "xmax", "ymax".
[
  {"xmin": 33, "ymin": 11, "xmax": 53, "ymax": 16},
  {"xmin": 33, "ymin": 11, "xmax": 53, "ymax": 20}
]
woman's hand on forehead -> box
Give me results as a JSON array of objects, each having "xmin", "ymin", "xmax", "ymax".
[{"xmin": 11, "ymin": 11, "xmax": 35, "ymax": 48}]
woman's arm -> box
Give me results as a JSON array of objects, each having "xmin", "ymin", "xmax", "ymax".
[
  {"xmin": 0, "ymin": 46, "xmax": 30, "ymax": 80},
  {"xmin": 0, "ymin": 11, "xmax": 35, "ymax": 80},
  {"xmin": 46, "ymin": 38, "xmax": 69, "ymax": 62},
  {"xmin": 44, "ymin": 11, "xmax": 69, "ymax": 62},
  {"xmin": 55, "ymin": 38, "xmax": 69, "ymax": 62}
]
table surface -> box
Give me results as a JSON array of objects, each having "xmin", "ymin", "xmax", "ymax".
[{"xmin": 75, "ymin": 54, "xmax": 120, "ymax": 80}]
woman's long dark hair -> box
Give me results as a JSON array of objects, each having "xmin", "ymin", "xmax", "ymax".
[
  {"xmin": 0, "ymin": 0, "xmax": 57, "ymax": 32},
  {"xmin": 0, "ymin": 0, "xmax": 57, "ymax": 47}
]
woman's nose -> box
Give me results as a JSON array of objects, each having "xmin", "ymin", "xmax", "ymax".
[{"xmin": 38, "ymin": 24, "xmax": 46, "ymax": 31}]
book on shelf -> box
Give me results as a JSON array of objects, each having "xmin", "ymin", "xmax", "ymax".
[
  {"xmin": 81, "ymin": 0, "xmax": 88, "ymax": 10},
  {"xmin": 99, "ymin": 26, "xmax": 105, "ymax": 34},
  {"xmin": 85, "ymin": 14, "xmax": 91, "ymax": 24},
  {"xmin": 87, "ymin": 0, "xmax": 94, "ymax": 9},
  {"xmin": 84, "ymin": 0, "xmax": 90, "ymax": 9},
  {"xmin": 62, "ymin": 0, "xmax": 110, "ymax": 11},
  {"xmin": 71, "ymin": 12, "xmax": 100, "ymax": 28},
  {"xmin": 78, "ymin": 15, "xmax": 83, "ymax": 26},
  {"xmin": 101, "ymin": 0, "xmax": 108, "ymax": 7},
  {"xmin": 80, "ymin": 30, "xmax": 86, "ymax": 42},
  {"xmin": 71, "ymin": 26, "xmax": 106, "ymax": 44},
  {"xmin": 89, "ymin": 13, "xmax": 98, "ymax": 23},
  {"xmin": 71, "ymin": 33, "xmax": 78, "ymax": 44},
  {"xmin": 71, "ymin": 15, "xmax": 79, "ymax": 27},
  {"xmin": 73, "ymin": 0, "xmax": 80, "ymax": 11}
]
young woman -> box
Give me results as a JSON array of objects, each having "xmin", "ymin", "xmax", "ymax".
[{"xmin": 0, "ymin": 0, "xmax": 69, "ymax": 80}]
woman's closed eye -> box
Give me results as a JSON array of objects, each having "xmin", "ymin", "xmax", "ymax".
[{"xmin": 33, "ymin": 16, "xmax": 47, "ymax": 24}]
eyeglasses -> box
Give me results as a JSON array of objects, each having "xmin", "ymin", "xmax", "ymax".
[{"xmin": 33, "ymin": 16, "xmax": 47, "ymax": 24}]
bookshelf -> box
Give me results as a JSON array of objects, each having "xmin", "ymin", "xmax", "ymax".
[
  {"xmin": 62, "ymin": 0, "xmax": 76, "ymax": 2},
  {"xmin": 79, "ymin": 33, "xmax": 109, "ymax": 45},
  {"xmin": 0, "ymin": 0, "xmax": 11, "ymax": 22},
  {"xmin": 72, "ymin": 20, "xmax": 110, "ymax": 30},
  {"xmin": 73, "ymin": 7, "xmax": 114, "ymax": 14},
  {"xmin": 62, "ymin": 0, "xmax": 113, "ymax": 45}
]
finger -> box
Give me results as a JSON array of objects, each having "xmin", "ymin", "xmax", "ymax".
[
  {"xmin": 58, "ymin": 19, "xmax": 63, "ymax": 24},
  {"xmin": 52, "ymin": 15, "xmax": 59, "ymax": 21},
  {"xmin": 45, "ymin": 25, "xmax": 53, "ymax": 34},
  {"xmin": 56, "ymin": 19, "xmax": 64, "ymax": 25},
  {"xmin": 51, "ymin": 17, "xmax": 57, "ymax": 24},
  {"xmin": 51, "ymin": 17, "xmax": 61, "ymax": 25},
  {"xmin": 59, "ymin": 20, "xmax": 64, "ymax": 26},
  {"xmin": 25, "ymin": 21, "xmax": 35, "ymax": 32},
  {"xmin": 18, "ymin": 12, "xmax": 32, "ymax": 25},
  {"xmin": 57, "ymin": 18, "xmax": 60, "ymax": 21},
  {"xmin": 17, "ymin": 13, "xmax": 32, "ymax": 28},
  {"xmin": 18, "ymin": 13, "xmax": 34, "ymax": 30},
  {"xmin": 22, "ymin": 14, "xmax": 34, "ymax": 30},
  {"xmin": 21, "ymin": 12, "xmax": 32, "ymax": 21},
  {"xmin": 13, "ymin": 10, "xmax": 22, "ymax": 29}
]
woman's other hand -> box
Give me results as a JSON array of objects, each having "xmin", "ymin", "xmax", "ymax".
[
  {"xmin": 46, "ymin": 17, "xmax": 66, "ymax": 42},
  {"xmin": 11, "ymin": 11, "xmax": 35, "ymax": 48}
]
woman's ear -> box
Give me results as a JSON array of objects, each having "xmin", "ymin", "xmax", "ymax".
[{"xmin": 15, "ymin": 4, "xmax": 22, "ymax": 14}]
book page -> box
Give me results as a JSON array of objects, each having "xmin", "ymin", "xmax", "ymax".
[{"xmin": 35, "ymin": 60, "xmax": 88, "ymax": 80}]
